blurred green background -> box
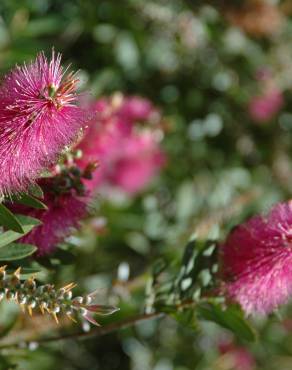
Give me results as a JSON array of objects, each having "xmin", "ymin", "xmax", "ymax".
[{"xmin": 1, "ymin": 0, "xmax": 292, "ymax": 369}]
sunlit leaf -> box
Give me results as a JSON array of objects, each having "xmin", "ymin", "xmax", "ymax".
[
  {"xmin": 0, "ymin": 215, "xmax": 41, "ymax": 249},
  {"xmin": 0, "ymin": 243, "xmax": 37, "ymax": 260},
  {"xmin": 28, "ymin": 183, "xmax": 44, "ymax": 199},
  {"xmin": 12, "ymin": 193, "xmax": 47, "ymax": 210},
  {"xmin": 198, "ymin": 303, "xmax": 257, "ymax": 342},
  {"xmin": 0, "ymin": 204, "xmax": 24, "ymax": 233}
]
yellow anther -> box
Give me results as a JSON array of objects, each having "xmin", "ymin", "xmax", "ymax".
[{"xmin": 13, "ymin": 267, "xmax": 21, "ymax": 279}]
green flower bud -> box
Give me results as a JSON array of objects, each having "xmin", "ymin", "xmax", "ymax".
[{"xmin": 79, "ymin": 307, "xmax": 87, "ymax": 316}]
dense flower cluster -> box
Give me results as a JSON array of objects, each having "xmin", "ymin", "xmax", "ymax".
[
  {"xmin": 221, "ymin": 201, "xmax": 292, "ymax": 315},
  {"xmin": 9, "ymin": 95, "xmax": 165, "ymax": 255},
  {"xmin": 0, "ymin": 266, "xmax": 118, "ymax": 325},
  {"xmin": 76, "ymin": 94, "xmax": 165, "ymax": 195}
]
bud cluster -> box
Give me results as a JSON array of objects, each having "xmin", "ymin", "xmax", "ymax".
[
  {"xmin": 0, "ymin": 266, "xmax": 118, "ymax": 326},
  {"xmin": 43, "ymin": 154, "xmax": 98, "ymax": 198}
]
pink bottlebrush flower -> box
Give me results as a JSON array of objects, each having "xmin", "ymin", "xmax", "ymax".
[
  {"xmin": 76, "ymin": 94, "xmax": 165, "ymax": 195},
  {"xmin": 248, "ymin": 88, "xmax": 283, "ymax": 122},
  {"xmin": 0, "ymin": 51, "xmax": 86, "ymax": 195},
  {"xmin": 108, "ymin": 132, "xmax": 165, "ymax": 193},
  {"xmin": 118, "ymin": 95, "xmax": 159, "ymax": 123},
  {"xmin": 221, "ymin": 201, "xmax": 292, "ymax": 315}
]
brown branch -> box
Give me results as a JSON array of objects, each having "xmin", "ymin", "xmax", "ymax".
[
  {"xmin": 0, "ymin": 311, "xmax": 165, "ymax": 349},
  {"xmin": 0, "ymin": 298, "xmax": 199, "ymax": 349}
]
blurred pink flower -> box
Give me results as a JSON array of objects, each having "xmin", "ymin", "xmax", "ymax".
[
  {"xmin": 8, "ymin": 166, "xmax": 92, "ymax": 256},
  {"xmin": 221, "ymin": 201, "xmax": 292, "ymax": 315},
  {"xmin": 108, "ymin": 133, "xmax": 165, "ymax": 193},
  {"xmin": 248, "ymin": 88, "xmax": 283, "ymax": 122},
  {"xmin": 77, "ymin": 94, "xmax": 165, "ymax": 195},
  {"xmin": 118, "ymin": 95, "xmax": 159, "ymax": 123},
  {"xmin": 0, "ymin": 51, "xmax": 86, "ymax": 195},
  {"xmin": 16, "ymin": 193, "xmax": 87, "ymax": 256},
  {"xmin": 219, "ymin": 341, "xmax": 255, "ymax": 370}
]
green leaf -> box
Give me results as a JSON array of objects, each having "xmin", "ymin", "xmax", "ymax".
[
  {"xmin": 16, "ymin": 215, "xmax": 42, "ymax": 227},
  {"xmin": 171, "ymin": 309, "xmax": 198, "ymax": 331},
  {"xmin": 0, "ymin": 204, "xmax": 24, "ymax": 233},
  {"xmin": 0, "ymin": 243, "xmax": 37, "ymax": 260},
  {"xmin": 0, "ymin": 215, "xmax": 41, "ymax": 249},
  {"xmin": 13, "ymin": 193, "xmax": 48, "ymax": 210},
  {"xmin": 152, "ymin": 258, "xmax": 168, "ymax": 277},
  {"xmin": 29, "ymin": 183, "xmax": 44, "ymax": 199},
  {"xmin": 0, "ymin": 315, "xmax": 17, "ymax": 339},
  {"xmin": 0, "ymin": 354, "xmax": 16, "ymax": 369},
  {"xmin": 181, "ymin": 240, "xmax": 196, "ymax": 266},
  {"xmin": 197, "ymin": 303, "xmax": 256, "ymax": 342}
]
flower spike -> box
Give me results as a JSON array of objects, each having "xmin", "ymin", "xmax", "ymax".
[{"xmin": 0, "ymin": 266, "xmax": 118, "ymax": 326}]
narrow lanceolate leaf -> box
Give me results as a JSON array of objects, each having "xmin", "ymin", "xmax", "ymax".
[
  {"xmin": 171, "ymin": 309, "xmax": 197, "ymax": 331},
  {"xmin": 0, "ymin": 203, "xmax": 24, "ymax": 233},
  {"xmin": 0, "ymin": 315, "xmax": 17, "ymax": 339},
  {"xmin": 0, "ymin": 215, "xmax": 41, "ymax": 249},
  {"xmin": 198, "ymin": 303, "xmax": 256, "ymax": 342},
  {"xmin": 0, "ymin": 243, "xmax": 37, "ymax": 260},
  {"xmin": 12, "ymin": 193, "xmax": 48, "ymax": 210},
  {"xmin": 28, "ymin": 183, "xmax": 44, "ymax": 199}
]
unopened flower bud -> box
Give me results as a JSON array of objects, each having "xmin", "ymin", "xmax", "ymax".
[
  {"xmin": 65, "ymin": 308, "xmax": 73, "ymax": 316},
  {"xmin": 27, "ymin": 298, "xmax": 36, "ymax": 309},
  {"xmin": 18, "ymin": 295, "xmax": 27, "ymax": 305},
  {"xmin": 79, "ymin": 307, "xmax": 87, "ymax": 316},
  {"xmin": 6, "ymin": 291, "xmax": 15, "ymax": 300},
  {"xmin": 41, "ymin": 301, "xmax": 48, "ymax": 309},
  {"xmin": 73, "ymin": 296, "xmax": 83, "ymax": 304},
  {"xmin": 23, "ymin": 279, "xmax": 36, "ymax": 291},
  {"xmin": 52, "ymin": 305, "xmax": 60, "ymax": 314},
  {"xmin": 57, "ymin": 289, "xmax": 65, "ymax": 299},
  {"xmin": 44, "ymin": 284, "xmax": 54, "ymax": 293},
  {"xmin": 64, "ymin": 291, "xmax": 73, "ymax": 300},
  {"xmin": 84, "ymin": 295, "xmax": 92, "ymax": 305}
]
